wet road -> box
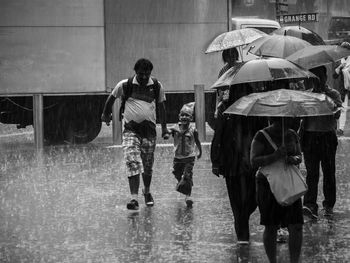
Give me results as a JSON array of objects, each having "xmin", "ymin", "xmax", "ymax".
[{"xmin": 0, "ymin": 122, "xmax": 350, "ymax": 262}]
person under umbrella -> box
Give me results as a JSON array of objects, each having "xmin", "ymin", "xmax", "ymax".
[
  {"xmin": 210, "ymin": 58, "xmax": 316, "ymax": 245},
  {"xmin": 211, "ymin": 83, "xmax": 263, "ymax": 245},
  {"xmin": 251, "ymin": 117, "xmax": 303, "ymax": 263},
  {"xmin": 300, "ymin": 66, "xmax": 342, "ymax": 219},
  {"xmin": 215, "ymin": 48, "xmax": 242, "ymax": 120},
  {"xmin": 223, "ymin": 88, "xmax": 338, "ymax": 263}
]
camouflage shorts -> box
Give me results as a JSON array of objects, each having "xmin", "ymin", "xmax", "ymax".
[{"xmin": 122, "ymin": 131, "xmax": 156, "ymax": 177}]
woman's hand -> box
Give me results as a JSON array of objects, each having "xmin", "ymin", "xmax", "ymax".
[
  {"xmin": 275, "ymin": 145, "xmax": 287, "ymax": 159},
  {"xmin": 286, "ymin": 156, "xmax": 302, "ymax": 165}
]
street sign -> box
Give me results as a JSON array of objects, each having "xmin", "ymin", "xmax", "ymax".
[{"xmin": 278, "ymin": 13, "xmax": 319, "ymax": 24}]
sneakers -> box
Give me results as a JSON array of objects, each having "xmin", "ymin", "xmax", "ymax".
[
  {"xmin": 185, "ymin": 196, "xmax": 193, "ymax": 208},
  {"xmin": 277, "ymin": 228, "xmax": 289, "ymax": 243},
  {"xmin": 323, "ymin": 206, "xmax": 334, "ymax": 217},
  {"xmin": 126, "ymin": 199, "xmax": 139, "ymax": 210},
  {"xmin": 303, "ymin": 206, "xmax": 318, "ymax": 220},
  {"xmin": 143, "ymin": 191, "xmax": 154, "ymax": 207}
]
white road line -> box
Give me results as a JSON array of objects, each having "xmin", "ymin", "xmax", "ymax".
[
  {"xmin": 106, "ymin": 142, "xmax": 212, "ymax": 148},
  {"xmin": 0, "ymin": 131, "xmax": 33, "ymax": 138}
]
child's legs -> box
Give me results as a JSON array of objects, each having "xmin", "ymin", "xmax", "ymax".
[
  {"xmin": 183, "ymin": 159, "xmax": 195, "ymax": 196},
  {"xmin": 172, "ymin": 160, "xmax": 185, "ymax": 182}
]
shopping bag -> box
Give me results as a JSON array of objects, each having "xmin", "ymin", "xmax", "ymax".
[
  {"xmin": 260, "ymin": 160, "xmax": 307, "ymax": 206},
  {"xmin": 259, "ymin": 130, "xmax": 307, "ymax": 206}
]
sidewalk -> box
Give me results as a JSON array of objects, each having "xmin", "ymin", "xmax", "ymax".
[{"xmin": 0, "ymin": 136, "xmax": 349, "ymax": 262}]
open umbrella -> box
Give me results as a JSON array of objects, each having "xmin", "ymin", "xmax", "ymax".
[
  {"xmin": 272, "ymin": 26, "xmax": 326, "ymax": 46},
  {"xmin": 247, "ymin": 35, "xmax": 311, "ymax": 58},
  {"xmin": 210, "ymin": 57, "xmax": 316, "ymax": 89},
  {"xmin": 224, "ymin": 88, "xmax": 337, "ymax": 144},
  {"xmin": 205, "ymin": 28, "xmax": 267, "ymax": 54},
  {"xmin": 224, "ymin": 88, "xmax": 336, "ymax": 117},
  {"xmin": 286, "ymin": 45, "xmax": 350, "ymax": 69}
]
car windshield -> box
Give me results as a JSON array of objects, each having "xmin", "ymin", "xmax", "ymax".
[{"xmin": 247, "ymin": 26, "xmax": 279, "ymax": 34}]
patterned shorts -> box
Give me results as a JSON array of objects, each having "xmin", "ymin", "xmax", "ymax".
[{"xmin": 122, "ymin": 131, "xmax": 156, "ymax": 177}]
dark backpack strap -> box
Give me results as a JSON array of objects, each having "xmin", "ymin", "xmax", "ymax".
[
  {"xmin": 151, "ymin": 77, "xmax": 161, "ymax": 121},
  {"xmin": 151, "ymin": 77, "xmax": 160, "ymax": 103},
  {"xmin": 119, "ymin": 77, "xmax": 133, "ymax": 121}
]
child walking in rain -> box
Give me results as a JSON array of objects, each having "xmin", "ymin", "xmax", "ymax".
[{"xmin": 170, "ymin": 102, "xmax": 202, "ymax": 207}]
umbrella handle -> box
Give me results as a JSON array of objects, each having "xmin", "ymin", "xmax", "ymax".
[
  {"xmin": 282, "ymin": 117, "xmax": 285, "ymax": 146},
  {"xmin": 239, "ymin": 46, "xmax": 244, "ymax": 62}
]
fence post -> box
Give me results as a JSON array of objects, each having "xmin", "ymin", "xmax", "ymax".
[
  {"xmin": 194, "ymin": 84, "xmax": 206, "ymax": 141},
  {"xmin": 112, "ymin": 98, "xmax": 122, "ymax": 144},
  {"xmin": 33, "ymin": 94, "xmax": 44, "ymax": 149}
]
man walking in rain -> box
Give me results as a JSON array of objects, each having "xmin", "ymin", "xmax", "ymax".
[
  {"xmin": 301, "ymin": 66, "xmax": 342, "ymax": 219},
  {"xmin": 101, "ymin": 58, "xmax": 169, "ymax": 210}
]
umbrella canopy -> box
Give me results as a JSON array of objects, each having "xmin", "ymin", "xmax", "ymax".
[
  {"xmin": 223, "ymin": 89, "xmax": 336, "ymax": 117},
  {"xmin": 272, "ymin": 26, "xmax": 326, "ymax": 46},
  {"xmin": 210, "ymin": 58, "xmax": 316, "ymax": 89},
  {"xmin": 286, "ymin": 45, "xmax": 350, "ymax": 69},
  {"xmin": 205, "ymin": 28, "xmax": 267, "ymax": 54},
  {"xmin": 247, "ymin": 34, "xmax": 311, "ymax": 58}
]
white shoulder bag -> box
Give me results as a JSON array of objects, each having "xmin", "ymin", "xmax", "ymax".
[{"xmin": 259, "ymin": 130, "xmax": 308, "ymax": 206}]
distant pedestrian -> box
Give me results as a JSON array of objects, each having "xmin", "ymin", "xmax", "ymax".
[
  {"xmin": 101, "ymin": 58, "xmax": 170, "ymax": 210},
  {"xmin": 250, "ymin": 117, "xmax": 303, "ymax": 263},
  {"xmin": 170, "ymin": 102, "xmax": 202, "ymax": 207},
  {"xmin": 215, "ymin": 48, "xmax": 240, "ymax": 120},
  {"xmin": 301, "ymin": 66, "xmax": 342, "ymax": 219}
]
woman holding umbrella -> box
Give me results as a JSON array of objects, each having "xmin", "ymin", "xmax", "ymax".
[
  {"xmin": 224, "ymin": 86, "xmax": 337, "ymax": 262},
  {"xmin": 250, "ymin": 117, "xmax": 303, "ymax": 263}
]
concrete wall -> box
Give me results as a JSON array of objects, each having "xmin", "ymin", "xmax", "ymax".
[
  {"xmin": 105, "ymin": 0, "xmax": 228, "ymax": 92},
  {"xmin": 0, "ymin": 0, "xmax": 105, "ymax": 94}
]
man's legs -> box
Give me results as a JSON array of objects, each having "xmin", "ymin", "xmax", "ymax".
[
  {"xmin": 225, "ymin": 172, "xmax": 257, "ymax": 243},
  {"xmin": 141, "ymin": 137, "xmax": 156, "ymax": 206},
  {"xmin": 303, "ymin": 148, "xmax": 321, "ymax": 217},
  {"xmin": 321, "ymin": 133, "xmax": 338, "ymax": 212},
  {"xmin": 123, "ymin": 131, "xmax": 143, "ymax": 209},
  {"xmin": 127, "ymin": 174, "xmax": 140, "ymax": 210},
  {"xmin": 129, "ymin": 174, "xmax": 140, "ymax": 195}
]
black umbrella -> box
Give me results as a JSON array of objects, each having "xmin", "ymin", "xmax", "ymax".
[{"xmin": 273, "ymin": 26, "xmax": 326, "ymax": 46}]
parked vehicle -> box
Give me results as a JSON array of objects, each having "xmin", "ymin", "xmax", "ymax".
[
  {"xmin": 328, "ymin": 16, "xmax": 350, "ymax": 42},
  {"xmin": 0, "ymin": 0, "xmax": 232, "ymax": 143},
  {"xmin": 231, "ymin": 17, "xmax": 281, "ymax": 61},
  {"xmin": 231, "ymin": 17, "xmax": 281, "ymax": 34}
]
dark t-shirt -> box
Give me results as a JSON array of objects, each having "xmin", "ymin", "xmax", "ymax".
[{"xmin": 254, "ymin": 128, "xmax": 300, "ymax": 158}]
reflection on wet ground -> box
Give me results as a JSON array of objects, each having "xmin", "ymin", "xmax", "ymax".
[{"xmin": 0, "ymin": 126, "xmax": 350, "ymax": 262}]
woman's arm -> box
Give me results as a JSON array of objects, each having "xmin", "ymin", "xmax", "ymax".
[{"xmin": 286, "ymin": 131, "xmax": 302, "ymax": 165}]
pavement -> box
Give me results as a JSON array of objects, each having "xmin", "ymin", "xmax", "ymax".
[{"xmin": 0, "ymin": 108, "xmax": 350, "ymax": 262}]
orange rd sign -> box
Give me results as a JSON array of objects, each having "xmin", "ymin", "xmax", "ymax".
[{"xmin": 278, "ymin": 13, "xmax": 319, "ymax": 24}]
